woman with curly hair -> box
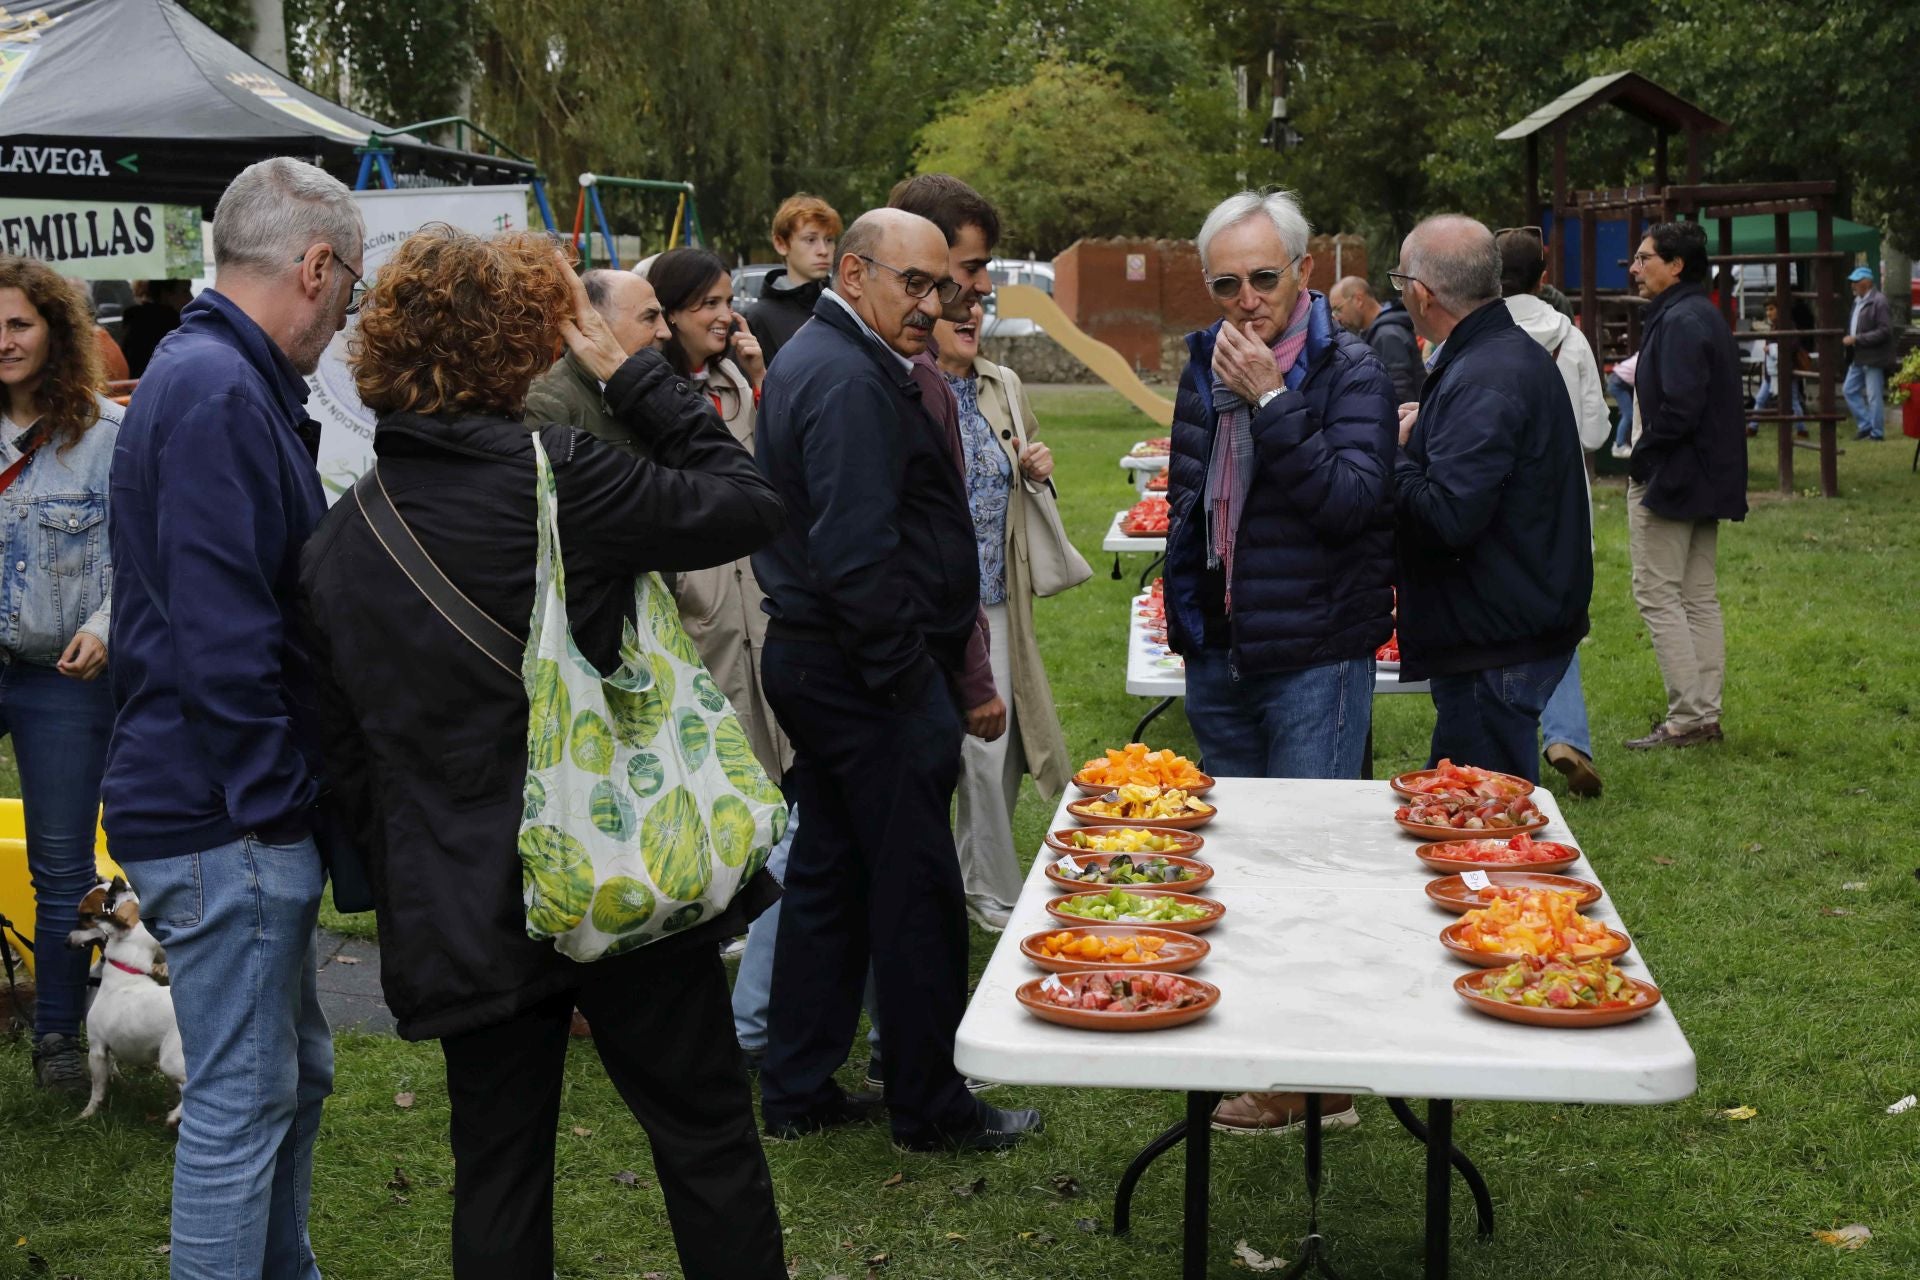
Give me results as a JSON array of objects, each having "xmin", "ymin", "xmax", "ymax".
[
  {"xmin": 299, "ymin": 225, "xmax": 788, "ymax": 1280},
  {"xmin": 0, "ymin": 255, "xmax": 121, "ymax": 1092}
]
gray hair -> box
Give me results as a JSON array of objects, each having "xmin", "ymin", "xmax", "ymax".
[
  {"xmin": 211, "ymin": 157, "xmax": 364, "ymax": 275},
  {"xmin": 1404, "ymin": 215, "xmax": 1501, "ymax": 314},
  {"xmin": 1196, "ymin": 190, "xmax": 1311, "ymax": 272}
]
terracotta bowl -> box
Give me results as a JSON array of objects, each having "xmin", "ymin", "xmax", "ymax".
[
  {"xmin": 1045, "ymin": 826, "xmax": 1206, "ymax": 858},
  {"xmin": 1044, "ymin": 888, "xmax": 1225, "ymax": 934},
  {"xmin": 1452, "ymin": 968, "xmax": 1663, "ymax": 1028},
  {"xmin": 1391, "ymin": 767, "xmax": 1534, "ymax": 800},
  {"xmin": 1072, "ymin": 770, "xmax": 1214, "ymax": 798},
  {"xmin": 1044, "ymin": 851, "xmax": 1213, "ymax": 893},
  {"xmin": 1396, "ymin": 814, "xmax": 1550, "ymax": 843},
  {"xmin": 1438, "ymin": 920, "xmax": 1631, "ymax": 967},
  {"xmin": 1016, "ymin": 971, "xmax": 1221, "ymax": 1031},
  {"xmin": 1019, "ymin": 926, "xmax": 1211, "ymax": 975},
  {"xmin": 1414, "ymin": 837, "xmax": 1577, "ymax": 874},
  {"xmin": 1068, "ymin": 796, "xmax": 1217, "ymax": 830},
  {"xmin": 1424, "ymin": 871, "xmax": 1602, "ymax": 912}
]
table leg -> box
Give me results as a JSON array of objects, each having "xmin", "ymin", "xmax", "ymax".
[
  {"xmin": 1361, "ymin": 727, "xmax": 1374, "ymax": 781},
  {"xmin": 1131, "ymin": 697, "xmax": 1177, "ymax": 744},
  {"xmin": 1425, "ymin": 1099, "xmax": 1452, "ymax": 1280},
  {"xmin": 1183, "ymin": 1091, "xmax": 1219, "ymax": 1280},
  {"xmin": 1278, "ymin": 1094, "xmax": 1344, "ymax": 1279},
  {"xmin": 1137, "ymin": 551, "xmax": 1166, "ymax": 593},
  {"xmin": 1112, "ymin": 552, "xmax": 1124, "ymax": 580},
  {"xmin": 1111, "ymin": 1114, "xmax": 1189, "ymax": 1237},
  {"xmin": 1385, "ymin": 1097, "xmax": 1494, "ymax": 1238}
]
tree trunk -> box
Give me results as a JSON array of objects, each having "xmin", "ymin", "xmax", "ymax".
[
  {"xmin": 248, "ymin": 0, "xmax": 286, "ymax": 74},
  {"xmin": 1882, "ymin": 235, "xmax": 1912, "ymax": 327}
]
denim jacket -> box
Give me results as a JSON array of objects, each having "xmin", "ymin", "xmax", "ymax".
[{"xmin": 0, "ymin": 395, "xmax": 119, "ymax": 665}]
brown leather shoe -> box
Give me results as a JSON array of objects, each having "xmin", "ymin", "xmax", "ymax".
[
  {"xmin": 1211, "ymin": 1091, "xmax": 1360, "ymax": 1135},
  {"xmin": 1544, "ymin": 743, "xmax": 1603, "ymax": 797},
  {"xmin": 1623, "ymin": 723, "xmax": 1720, "ymax": 750}
]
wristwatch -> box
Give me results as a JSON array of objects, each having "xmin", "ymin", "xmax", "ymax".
[{"xmin": 1256, "ymin": 387, "xmax": 1285, "ymax": 410}]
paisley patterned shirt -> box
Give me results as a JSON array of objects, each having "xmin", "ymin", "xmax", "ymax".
[{"xmin": 945, "ymin": 371, "xmax": 1012, "ymax": 605}]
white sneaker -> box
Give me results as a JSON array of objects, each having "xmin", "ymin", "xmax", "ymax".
[
  {"xmin": 720, "ymin": 936, "xmax": 748, "ymax": 959},
  {"xmin": 965, "ymin": 898, "xmax": 1011, "ymax": 933},
  {"xmin": 1610, "ymin": 444, "xmax": 1632, "ymax": 460}
]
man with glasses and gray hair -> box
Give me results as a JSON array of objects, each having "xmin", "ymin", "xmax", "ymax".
[
  {"xmin": 1390, "ymin": 215, "xmax": 1592, "ymax": 784},
  {"xmin": 751, "ymin": 208, "xmax": 1043, "ymax": 1154},
  {"xmin": 1165, "ymin": 189, "xmax": 1396, "ymax": 1136},
  {"xmin": 105, "ymin": 156, "xmax": 364, "ymax": 1278}
]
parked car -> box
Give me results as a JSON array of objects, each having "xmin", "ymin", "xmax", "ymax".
[
  {"xmin": 982, "ymin": 258, "xmax": 1054, "ymax": 339},
  {"xmin": 731, "ymin": 262, "xmax": 780, "ymax": 312}
]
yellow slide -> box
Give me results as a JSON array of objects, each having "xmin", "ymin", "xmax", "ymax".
[
  {"xmin": 995, "ymin": 284, "xmax": 1174, "ymax": 427},
  {"xmin": 0, "ymin": 799, "xmax": 121, "ymax": 977}
]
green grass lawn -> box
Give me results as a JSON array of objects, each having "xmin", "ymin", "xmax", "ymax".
[{"xmin": 4, "ymin": 393, "xmax": 1919, "ymax": 1278}]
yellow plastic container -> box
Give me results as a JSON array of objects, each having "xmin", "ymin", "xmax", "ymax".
[{"xmin": 0, "ymin": 798, "xmax": 122, "ymax": 977}]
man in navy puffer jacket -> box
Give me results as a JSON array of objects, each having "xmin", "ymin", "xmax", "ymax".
[{"xmin": 1165, "ymin": 190, "xmax": 1396, "ymax": 782}]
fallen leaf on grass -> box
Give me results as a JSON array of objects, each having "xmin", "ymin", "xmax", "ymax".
[
  {"xmin": 570, "ymin": 1125, "xmax": 593, "ymax": 1137},
  {"xmin": 1074, "ymin": 1217, "xmax": 1101, "ymax": 1234},
  {"xmin": 1652, "ymin": 856, "xmax": 1676, "ymax": 866},
  {"xmin": 1232, "ymin": 1239, "xmax": 1288, "ymax": 1271},
  {"xmin": 154, "ymin": 1245, "xmax": 170, "ymax": 1255},
  {"xmin": 611, "ymin": 1170, "xmax": 641, "ymax": 1187},
  {"xmin": 1019, "ymin": 1231, "xmax": 1058, "ymax": 1245},
  {"xmin": 1848, "ymin": 787, "xmax": 1869, "ymax": 795},
  {"xmin": 952, "ymin": 1176, "xmax": 987, "ymax": 1198},
  {"xmin": 880, "ymin": 1171, "xmax": 905, "ymax": 1188},
  {"xmin": 390, "ymin": 1194, "xmax": 410, "ymax": 1206},
  {"xmin": 335, "ymin": 954, "xmax": 361, "ymax": 965},
  {"xmin": 1813, "ymin": 1224, "xmax": 1871, "ymax": 1249},
  {"xmin": 393, "ymin": 1091, "xmax": 415, "ymax": 1109},
  {"xmin": 1719, "ymin": 1105, "xmax": 1757, "ymax": 1121},
  {"xmin": 944, "ymin": 1232, "xmax": 967, "ymax": 1243},
  {"xmin": 1841, "ymin": 881, "xmax": 1868, "ymax": 891},
  {"xmin": 1048, "ymin": 1173, "xmax": 1083, "ymax": 1198},
  {"xmin": 1886, "ymin": 1094, "xmax": 1917, "ymax": 1116},
  {"xmin": 644, "ymin": 1273, "xmax": 667, "ymax": 1279},
  {"xmin": 1820, "ymin": 907, "xmax": 1854, "ymax": 917},
  {"xmin": 1745, "ymin": 842, "xmax": 1765, "ymax": 853},
  {"xmin": 786, "ymin": 1260, "xmax": 802, "ymax": 1279},
  {"xmin": 865, "ymin": 1251, "xmax": 890, "ymax": 1267},
  {"xmin": 386, "ymin": 1167, "xmax": 411, "ymax": 1191}
]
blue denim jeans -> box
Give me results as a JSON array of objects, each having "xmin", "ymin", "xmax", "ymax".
[
  {"xmin": 1608, "ymin": 372, "xmax": 1635, "ymax": 448},
  {"xmin": 124, "ymin": 836, "xmax": 332, "ymax": 1280},
  {"xmin": 0, "ymin": 658, "xmax": 113, "ymax": 1040},
  {"xmin": 1427, "ymin": 653, "xmax": 1573, "ymax": 785},
  {"xmin": 1538, "ymin": 647, "xmax": 1593, "ymax": 759},
  {"xmin": 1183, "ymin": 649, "xmax": 1373, "ymax": 779},
  {"xmin": 1749, "ymin": 374, "xmax": 1805, "ymax": 432},
  {"xmin": 1844, "ymin": 363, "xmax": 1886, "ymax": 438}
]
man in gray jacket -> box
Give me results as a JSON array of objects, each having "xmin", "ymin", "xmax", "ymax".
[
  {"xmin": 1329, "ymin": 275, "xmax": 1425, "ymax": 402},
  {"xmin": 1842, "ymin": 266, "xmax": 1894, "ymax": 441}
]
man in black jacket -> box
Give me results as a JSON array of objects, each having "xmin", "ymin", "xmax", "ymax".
[
  {"xmin": 1329, "ymin": 275, "xmax": 1425, "ymax": 403},
  {"xmin": 1392, "ymin": 215, "xmax": 1592, "ymax": 781},
  {"xmin": 752, "ymin": 208, "xmax": 1042, "ymax": 1153},
  {"xmin": 1623, "ymin": 222, "xmax": 1746, "ymax": 749},
  {"xmin": 743, "ymin": 193, "xmax": 842, "ymax": 366}
]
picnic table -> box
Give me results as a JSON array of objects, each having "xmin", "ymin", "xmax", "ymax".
[
  {"xmin": 955, "ymin": 778, "xmax": 1697, "ymax": 1279},
  {"xmin": 1120, "ymin": 447, "xmax": 1169, "ymax": 494},
  {"xmin": 1103, "ymin": 508, "xmax": 1166, "ymax": 592}
]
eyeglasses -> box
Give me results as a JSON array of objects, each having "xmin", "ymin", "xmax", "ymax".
[
  {"xmin": 300, "ymin": 247, "xmax": 367, "ymax": 315},
  {"xmin": 1494, "ymin": 225, "xmax": 1544, "ymax": 242},
  {"xmin": 1386, "ymin": 270, "xmax": 1422, "ymax": 295},
  {"xmin": 1630, "ymin": 251, "xmax": 1662, "ymax": 266},
  {"xmin": 857, "ymin": 255, "xmax": 964, "ymax": 305},
  {"xmin": 1206, "ymin": 255, "xmax": 1302, "ymax": 300}
]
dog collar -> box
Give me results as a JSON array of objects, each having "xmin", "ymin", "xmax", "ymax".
[{"xmin": 108, "ymin": 957, "xmax": 152, "ymax": 978}]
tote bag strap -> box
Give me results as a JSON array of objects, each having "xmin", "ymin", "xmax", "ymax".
[{"xmin": 354, "ymin": 463, "xmax": 524, "ymax": 676}]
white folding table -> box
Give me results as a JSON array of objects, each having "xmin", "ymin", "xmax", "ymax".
[
  {"xmin": 1102, "ymin": 509, "xmax": 1168, "ymax": 593},
  {"xmin": 1119, "ymin": 449, "xmax": 1170, "ymax": 494},
  {"xmin": 955, "ymin": 779, "xmax": 1697, "ymax": 1278}
]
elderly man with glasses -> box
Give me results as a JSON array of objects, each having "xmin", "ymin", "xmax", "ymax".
[
  {"xmin": 1163, "ymin": 189, "xmax": 1397, "ymax": 1136},
  {"xmin": 750, "ymin": 208, "xmax": 1043, "ymax": 1155}
]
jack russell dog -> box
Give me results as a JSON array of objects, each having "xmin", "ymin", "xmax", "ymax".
[{"xmin": 66, "ymin": 877, "xmax": 186, "ymax": 1125}]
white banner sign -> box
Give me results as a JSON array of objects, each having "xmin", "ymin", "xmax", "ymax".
[
  {"xmin": 309, "ymin": 185, "xmax": 531, "ymax": 498},
  {"xmin": 0, "ymin": 198, "xmax": 203, "ymax": 280}
]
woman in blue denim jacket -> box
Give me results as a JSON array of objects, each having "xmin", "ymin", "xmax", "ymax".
[{"xmin": 0, "ymin": 256, "xmax": 121, "ymax": 1093}]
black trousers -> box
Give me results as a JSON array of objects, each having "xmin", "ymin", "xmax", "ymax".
[
  {"xmin": 439, "ymin": 948, "xmax": 784, "ymax": 1280},
  {"xmin": 757, "ymin": 637, "xmax": 977, "ymax": 1145}
]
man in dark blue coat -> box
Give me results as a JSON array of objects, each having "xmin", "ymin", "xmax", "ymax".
[
  {"xmin": 1391, "ymin": 215, "xmax": 1592, "ymax": 782},
  {"xmin": 1165, "ymin": 189, "xmax": 1396, "ymax": 1137},
  {"xmin": 752, "ymin": 208, "xmax": 1041, "ymax": 1154},
  {"xmin": 105, "ymin": 157, "xmax": 362, "ymax": 1278},
  {"xmin": 1623, "ymin": 221, "xmax": 1746, "ymax": 749}
]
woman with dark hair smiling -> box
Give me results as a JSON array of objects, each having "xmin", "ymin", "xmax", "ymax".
[
  {"xmin": 0, "ymin": 255, "xmax": 121, "ymax": 1094},
  {"xmin": 299, "ymin": 225, "xmax": 787, "ymax": 1280}
]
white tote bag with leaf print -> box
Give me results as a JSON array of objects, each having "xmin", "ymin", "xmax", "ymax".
[{"xmin": 517, "ymin": 436, "xmax": 787, "ymax": 962}]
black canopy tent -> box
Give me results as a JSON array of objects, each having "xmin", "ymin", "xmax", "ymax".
[{"xmin": 0, "ymin": 0, "xmax": 534, "ymax": 211}]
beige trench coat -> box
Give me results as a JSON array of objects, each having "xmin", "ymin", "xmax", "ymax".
[
  {"xmin": 673, "ymin": 358, "xmax": 792, "ymax": 781},
  {"xmin": 969, "ymin": 357, "xmax": 1073, "ymax": 798}
]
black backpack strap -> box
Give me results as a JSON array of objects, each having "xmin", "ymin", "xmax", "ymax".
[{"xmin": 352, "ymin": 464, "xmax": 525, "ymax": 677}]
